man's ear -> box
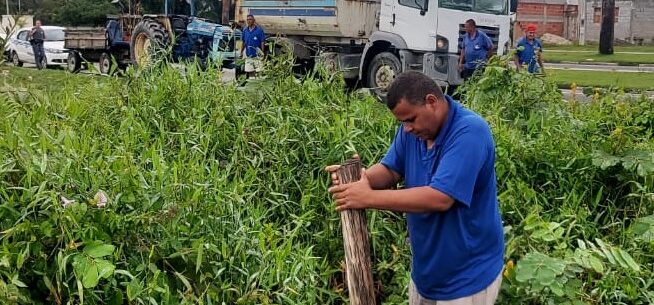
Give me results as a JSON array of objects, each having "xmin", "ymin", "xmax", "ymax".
[{"xmin": 425, "ymin": 94, "xmax": 440, "ymax": 108}]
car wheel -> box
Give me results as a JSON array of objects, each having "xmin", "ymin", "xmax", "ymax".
[{"xmin": 12, "ymin": 52, "xmax": 22, "ymax": 67}]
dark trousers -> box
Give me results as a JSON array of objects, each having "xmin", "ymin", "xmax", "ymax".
[
  {"xmin": 31, "ymin": 41, "xmax": 45, "ymax": 69},
  {"xmin": 460, "ymin": 65, "xmax": 486, "ymax": 80}
]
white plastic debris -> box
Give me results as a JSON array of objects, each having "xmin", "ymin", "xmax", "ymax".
[
  {"xmin": 60, "ymin": 195, "xmax": 75, "ymax": 208},
  {"xmin": 94, "ymin": 190, "xmax": 108, "ymax": 208}
]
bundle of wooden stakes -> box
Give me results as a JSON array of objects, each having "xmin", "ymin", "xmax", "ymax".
[{"xmin": 336, "ymin": 157, "xmax": 375, "ymax": 305}]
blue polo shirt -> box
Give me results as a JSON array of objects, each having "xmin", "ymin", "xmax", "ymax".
[
  {"xmin": 461, "ymin": 30, "xmax": 493, "ymax": 69},
  {"xmin": 516, "ymin": 37, "xmax": 543, "ymax": 73},
  {"xmin": 242, "ymin": 25, "xmax": 265, "ymax": 58},
  {"xmin": 381, "ymin": 95, "xmax": 504, "ymax": 301}
]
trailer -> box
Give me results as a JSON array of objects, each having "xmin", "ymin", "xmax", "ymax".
[{"xmin": 65, "ymin": 16, "xmax": 140, "ymax": 74}]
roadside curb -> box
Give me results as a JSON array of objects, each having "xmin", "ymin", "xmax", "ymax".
[
  {"xmin": 557, "ymin": 83, "xmax": 654, "ymax": 95},
  {"xmin": 549, "ymin": 60, "xmax": 632, "ymax": 66}
]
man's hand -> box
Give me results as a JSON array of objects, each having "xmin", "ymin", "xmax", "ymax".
[
  {"xmin": 328, "ymin": 169, "xmax": 374, "ymax": 211},
  {"xmin": 458, "ymin": 62, "xmax": 464, "ymax": 72}
]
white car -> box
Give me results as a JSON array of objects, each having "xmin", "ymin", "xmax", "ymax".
[{"xmin": 6, "ymin": 25, "xmax": 67, "ymax": 68}]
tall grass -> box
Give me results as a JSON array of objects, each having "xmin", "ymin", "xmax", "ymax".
[{"xmin": 1, "ymin": 55, "xmax": 653, "ymax": 304}]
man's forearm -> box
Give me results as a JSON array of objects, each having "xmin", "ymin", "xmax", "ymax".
[
  {"xmin": 365, "ymin": 163, "xmax": 401, "ymax": 190},
  {"xmin": 366, "ymin": 187, "xmax": 454, "ymax": 213}
]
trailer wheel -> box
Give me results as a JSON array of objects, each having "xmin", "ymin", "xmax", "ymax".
[
  {"xmin": 366, "ymin": 52, "xmax": 401, "ymax": 102},
  {"xmin": 67, "ymin": 51, "xmax": 81, "ymax": 73},
  {"xmin": 99, "ymin": 52, "xmax": 113, "ymax": 75},
  {"xmin": 130, "ymin": 19, "xmax": 170, "ymax": 67}
]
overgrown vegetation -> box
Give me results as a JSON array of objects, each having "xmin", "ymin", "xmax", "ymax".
[{"xmin": 1, "ymin": 55, "xmax": 653, "ymax": 304}]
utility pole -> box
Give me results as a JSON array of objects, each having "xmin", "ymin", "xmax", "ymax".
[
  {"xmin": 6, "ymin": 0, "xmax": 9, "ymax": 15},
  {"xmin": 599, "ymin": 0, "xmax": 615, "ymax": 54}
]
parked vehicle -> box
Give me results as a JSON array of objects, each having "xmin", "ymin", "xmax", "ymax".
[
  {"xmin": 230, "ymin": 0, "xmax": 514, "ymax": 98},
  {"xmin": 65, "ymin": 14, "xmax": 142, "ymax": 74},
  {"xmin": 130, "ymin": 0, "xmax": 241, "ymax": 68},
  {"xmin": 6, "ymin": 25, "xmax": 67, "ymax": 68}
]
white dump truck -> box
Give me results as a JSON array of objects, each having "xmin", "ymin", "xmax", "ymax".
[{"xmin": 232, "ymin": 0, "xmax": 514, "ymax": 96}]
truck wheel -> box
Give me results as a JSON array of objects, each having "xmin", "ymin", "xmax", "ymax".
[
  {"xmin": 67, "ymin": 51, "xmax": 81, "ymax": 73},
  {"xmin": 99, "ymin": 52, "xmax": 113, "ymax": 75},
  {"xmin": 366, "ymin": 52, "xmax": 401, "ymax": 102},
  {"xmin": 130, "ymin": 19, "xmax": 170, "ymax": 67},
  {"xmin": 12, "ymin": 52, "xmax": 22, "ymax": 67}
]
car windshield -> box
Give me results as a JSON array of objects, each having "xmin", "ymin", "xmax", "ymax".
[
  {"xmin": 439, "ymin": 0, "xmax": 506, "ymax": 14},
  {"xmin": 44, "ymin": 29, "xmax": 65, "ymax": 41}
]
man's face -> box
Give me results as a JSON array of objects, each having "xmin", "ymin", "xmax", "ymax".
[
  {"xmin": 464, "ymin": 22, "xmax": 475, "ymax": 35},
  {"xmin": 246, "ymin": 16, "xmax": 255, "ymax": 27},
  {"xmin": 35, "ymin": 20, "xmax": 42, "ymax": 27},
  {"xmin": 391, "ymin": 95, "xmax": 442, "ymax": 141},
  {"xmin": 526, "ymin": 31, "xmax": 536, "ymax": 40}
]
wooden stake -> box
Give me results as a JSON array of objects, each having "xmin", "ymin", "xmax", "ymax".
[{"xmin": 337, "ymin": 157, "xmax": 375, "ymax": 305}]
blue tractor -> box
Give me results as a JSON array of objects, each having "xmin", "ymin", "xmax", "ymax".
[{"xmin": 130, "ymin": 0, "xmax": 240, "ymax": 68}]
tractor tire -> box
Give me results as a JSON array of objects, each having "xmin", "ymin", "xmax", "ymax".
[
  {"xmin": 366, "ymin": 52, "xmax": 401, "ymax": 103},
  {"xmin": 12, "ymin": 52, "xmax": 22, "ymax": 67},
  {"xmin": 67, "ymin": 51, "xmax": 81, "ymax": 73},
  {"xmin": 130, "ymin": 19, "xmax": 170, "ymax": 67},
  {"xmin": 99, "ymin": 52, "xmax": 113, "ymax": 75}
]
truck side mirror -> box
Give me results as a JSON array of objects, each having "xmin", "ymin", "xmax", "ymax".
[
  {"xmin": 415, "ymin": 0, "xmax": 429, "ymax": 15},
  {"xmin": 509, "ymin": 0, "xmax": 517, "ymax": 13}
]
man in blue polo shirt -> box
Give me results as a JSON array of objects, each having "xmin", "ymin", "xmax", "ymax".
[
  {"xmin": 241, "ymin": 14, "xmax": 266, "ymax": 78},
  {"xmin": 459, "ymin": 19, "xmax": 494, "ymax": 80},
  {"xmin": 515, "ymin": 23, "xmax": 544, "ymax": 74},
  {"xmin": 326, "ymin": 71, "xmax": 504, "ymax": 304}
]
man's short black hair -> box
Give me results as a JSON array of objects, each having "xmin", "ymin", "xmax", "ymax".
[
  {"xmin": 247, "ymin": 14, "xmax": 254, "ymax": 18},
  {"xmin": 465, "ymin": 19, "xmax": 476, "ymax": 27},
  {"xmin": 386, "ymin": 71, "xmax": 444, "ymax": 110}
]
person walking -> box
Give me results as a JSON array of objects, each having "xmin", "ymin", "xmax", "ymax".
[
  {"xmin": 326, "ymin": 71, "xmax": 504, "ymax": 305},
  {"xmin": 514, "ymin": 23, "xmax": 544, "ymax": 74},
  {"xmin": 241, "ymin": 14, "xmax": 266, "ymax": 78},
  {"xmin": 458, "ymin": 19, "xmax": 494, "ymax": 80},
  {"xmin": 29, "ymin": 20, "xmax": 46, "ymax": 70}
]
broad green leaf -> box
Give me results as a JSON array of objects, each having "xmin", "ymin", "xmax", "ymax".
[
  {"xmin": 515, "ymin": 252, "xmax": 566, "ymax": 287},
  {"xmin": 127, "ymin": 278, "xmax": 143, "ymax": 301},
  {"xmin": 616, "ymin": 249, "xmax": 640, "ymax": 272},
  {"xmin": 82, "ymin": 262, "xmax": 99, "ymax": 288},
  {"xmin": 84, "ymin": 242, "xmax": 115, "ymax": 258},
  {"xmin": 72, "ymin": 255, "xmax": 90, "ymax": 279},
  {"xmin": 96, "ymin": 259, "xmax": 116, "ymax": 279},
  {"xmin": 588, "ymin": 255, "xmax": 605, "ymax": 273},
  {"xmin": 109, "ymin": 290, "xmax": 124, "ymax": 305},
  {"xmin": 631, "ymin": 215, "xmax": 654, "ymax": 243}
]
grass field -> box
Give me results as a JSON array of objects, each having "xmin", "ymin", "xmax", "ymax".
[
  {"xmin": 0, "ymin": 65, "xmax": 105, "ymax": 92},
  {"xmin": 548, "ymin": 69, "xmax": 654, "ymax": 90},
  {"xmin": 541, "ymin": 44, "xmax": 654, "ymax": 65}
]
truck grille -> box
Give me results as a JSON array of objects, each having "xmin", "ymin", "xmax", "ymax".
[{"xmin": 457, "ymin": 24, "xmax": 500, "ymax": 54}]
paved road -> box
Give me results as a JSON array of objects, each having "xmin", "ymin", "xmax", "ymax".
[
  {"xmin": 545, "ymin": 62, "xmax": 654, "ymax": 73},
  {"xmin": 548, "ymin": 50, "xmax": 654, "ymax": 55}
]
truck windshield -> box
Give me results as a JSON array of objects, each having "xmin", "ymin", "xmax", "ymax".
[{"xmin": 439, "ymin": 0, "xmax": 506, "ymax": 14}]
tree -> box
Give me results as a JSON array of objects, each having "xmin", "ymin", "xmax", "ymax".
[
  {"xmin": 54, "ymin": 0, "xmax": 118, "ymax": 26},
  {"xmin": 599, "ymin": 0, "xmax": 615, "ymax": 55}
]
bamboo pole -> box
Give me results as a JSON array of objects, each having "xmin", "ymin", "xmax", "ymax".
[{"xmin": 337, "ymin": 157, "xmax": 375, "ymax": 305}]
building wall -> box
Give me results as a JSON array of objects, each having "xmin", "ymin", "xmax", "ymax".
[
  {"xmin": 515, "ymin": 0, "xmax": 578, "ymax": 42},
  {"xmin": 631, "ymin": 0, "xmax": 654, "ymax": 43},
  {"xmin": 582, "ymin": 0, "xmax": 654, "ymax": 43}
]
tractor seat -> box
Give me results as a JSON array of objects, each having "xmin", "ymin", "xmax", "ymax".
[
  {"xmin": 172, "ymin": 18, "xmax": 187, "ymax": 36},
  {"xmin": 106, "ymin": 20, "xmax": 130, "ymax": 47}
]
